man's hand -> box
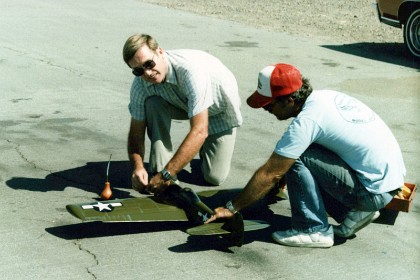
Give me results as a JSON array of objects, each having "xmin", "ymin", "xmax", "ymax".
[
  {"xmin": 131, "ymin": 167, "xmax": 149, "ymax": 193},
  {"xmin": 148, "ymin": 172, "xmax": 172, "ymax": 195},
  {"xmin": 205, "ymin": 207, "xmax": 235, "ymax": 224}
]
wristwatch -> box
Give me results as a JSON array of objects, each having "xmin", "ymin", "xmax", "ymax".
[
  {"xmin": 161, "ymin": 168, "xmax": 173, "ymax": 181},
  {"xmin": 225, "ymin": 200, "xmax": 238, "ymax": 214}
]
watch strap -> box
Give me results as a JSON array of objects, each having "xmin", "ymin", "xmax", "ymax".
[
  {"xmin": 225, "ymin": 200, "xmax": 238, "ymax": 214},
  {"xmin": 161, "ymin": 168, "xmax": 172, "ymax": 181}
]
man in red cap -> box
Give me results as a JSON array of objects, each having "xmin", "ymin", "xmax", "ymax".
[{"xmin": 206, "ymin": 63, "xmax": 406, "ymax": 248}]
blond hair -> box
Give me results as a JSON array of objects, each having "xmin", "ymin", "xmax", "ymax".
[{"xmin": 122, "ymin": 34, "xmax": 159, "ymax": 65}]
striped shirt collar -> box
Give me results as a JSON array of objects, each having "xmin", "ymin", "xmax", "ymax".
[{"xmin": 164, "ymin": 52, "xmax": 177, "ymax": 85}]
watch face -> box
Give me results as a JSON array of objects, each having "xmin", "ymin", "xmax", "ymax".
[{"xmin": 162, "ymin": 169, "xmax": 171, "ymax": 181}]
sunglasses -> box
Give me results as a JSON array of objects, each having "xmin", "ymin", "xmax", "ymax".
[{"xmin": 132, "ymin": 54, "xmax": 156, "ymax": 76}]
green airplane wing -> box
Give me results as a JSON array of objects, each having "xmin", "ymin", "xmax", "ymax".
[
  {"xmin": 66, "ymin": 186, "xmax": 270, "ymax": 233},
  {"xmin": 66, "ymin": 197, "xmax": 189, "ymax": 222},
  {"xmin": 65, "ymin": 186, "xmax": 270, "ymax": 246}
]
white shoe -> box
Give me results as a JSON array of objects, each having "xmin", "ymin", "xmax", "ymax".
[
  {"xmin": 272, "ymin": 225, "xmax": 334, "ymax": 248},
  {"xmin": 333, "ymin": 210, "xmax": 380, "ymax": 238}
]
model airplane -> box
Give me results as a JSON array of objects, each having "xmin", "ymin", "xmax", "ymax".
[{"xmin": 66, "ymin": 184, "xmax": 270, "ymax": 246}]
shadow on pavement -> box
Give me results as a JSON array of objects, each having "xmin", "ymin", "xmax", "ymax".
[
  {"xmin": 45, "ymin": 215, "xmax": 289, "ymax": 252},
  {"xmin": 168, "ymin": 213, "xmax": 291, "ymax": 253},
  {"xmin": 375, "ymin": 208, "xmax": 400, "ymax": 225},
  {"xmin": 46, "ymin": 221, "xmax": 190, "ymax": 240},
  {"xmin": 5, "ymin": 160, "xmax": 134, "ymax": 198},
  {"xmin": 5, "ymin": 159, "xmax": 212, "ymax": 197},
  {"xmin": 322, "ymin": 42, "xmax": 420, "ymax": 69}
]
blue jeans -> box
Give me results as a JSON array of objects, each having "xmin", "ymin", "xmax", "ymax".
[{"xmin": 286, "ymin": 144, "xmax": 395, "ymax": 232}]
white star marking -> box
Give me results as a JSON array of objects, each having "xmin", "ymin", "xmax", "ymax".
[
  {"xmin": 94, "ymin": 202, "xmax": 111, "ymax": 211},
  {"xmin": 82, "ymin": 202, "xmax": 122, "ymax": 212}
]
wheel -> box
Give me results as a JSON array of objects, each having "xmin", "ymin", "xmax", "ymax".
[{"xmin": 403, "ymin": 8, "xmax": 420, "ymax": 58}]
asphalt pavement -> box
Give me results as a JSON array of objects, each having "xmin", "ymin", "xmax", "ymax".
[{"xmin": 0, "ymin": 0, "xmax": 419, "ymax": 279}]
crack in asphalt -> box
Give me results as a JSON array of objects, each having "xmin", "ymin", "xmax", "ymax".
[
  {"xmin": 6, "ymin": 139, "xmax": 40, "ymax": 170},
  {"xmin": 1, "ymin": 45, "xmax": 127, "ymax": 85},
  {"xmin": 74, "ymin": 240, "xmax": 99, "ymax": 279},
  {"xmin": 5, "ymin": 139, "xmax": 95, "ymax": 189},
  {"xmin": 4, "ymin": 139, "xmax": 101, "ymax": 277},
  {"xmin": 1, "ymin": 45, "xmax": 85, "ymax": 77}
]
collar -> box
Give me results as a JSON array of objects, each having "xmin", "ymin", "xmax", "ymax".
[{"xmin": 164, "ymin": 52, "xmax": 177, "ymax": 85}]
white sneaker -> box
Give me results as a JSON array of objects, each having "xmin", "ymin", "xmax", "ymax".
[
  {"xmin": 272, "ymin": 225, "xmax": 334, "ymax": 248},
  {"xmin": 333, "ymin": 210, "xmax": 380, "ymax": 238}
]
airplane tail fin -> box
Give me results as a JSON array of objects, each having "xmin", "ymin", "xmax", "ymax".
[
  {"xmin": 157, "ymin": 185, "xmax": 246, "ymax": 246},
  {"xmin": 221, "ymin": 212, "xmax": 244, "ymax": 246}
]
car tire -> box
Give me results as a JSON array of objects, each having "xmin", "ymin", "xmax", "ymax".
[{"xmin": 403, "ymin": 8, "xmax": 420, "ymax": 58}]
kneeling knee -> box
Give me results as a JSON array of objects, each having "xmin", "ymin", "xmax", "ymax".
[{"xmin": 203, "ymin": 172, "xmax": 227, "ymax": 186}]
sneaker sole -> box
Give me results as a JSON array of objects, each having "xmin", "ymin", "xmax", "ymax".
[
  {"xmin": 334, "ymin": 211, "xmax": 380, "ymax": 238},
  {"xmin": 271, "ymin": 232, "xmax": 334, "ymax": 248}
]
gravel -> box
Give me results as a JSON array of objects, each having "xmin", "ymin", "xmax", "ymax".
[{"xmin": 140, "ymin": 0, "xmax": 403, "ymax": 44}]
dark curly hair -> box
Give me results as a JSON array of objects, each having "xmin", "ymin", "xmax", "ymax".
[{"xmin": 275, "ymin": 77, "xmax": 312, "ymax": 105}]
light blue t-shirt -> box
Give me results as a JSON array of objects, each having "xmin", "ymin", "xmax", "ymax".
[{"xmin": 275, "ymin": 90, "xmax": 406, "ymax": 194}]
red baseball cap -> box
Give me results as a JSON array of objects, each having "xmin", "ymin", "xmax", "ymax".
[{"xmin": 247, "ymin": 63, "xmax": 303, "ymax": 108}]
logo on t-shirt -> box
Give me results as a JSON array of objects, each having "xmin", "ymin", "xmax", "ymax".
[{"xmin": 335, "ymin": 95, "xmax": 375, "ymax": 123}]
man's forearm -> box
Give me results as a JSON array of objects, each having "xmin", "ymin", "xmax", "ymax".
[
  {"xmin": 127, "ymin": 136, "xmax": 145, "ymax": 169},
  {"xmin": 233, "ymin": 167, "xmax": 278, "ymax": 211},
  {"xmin": 128, "ymin": 151, "xmax": 144, "ymax": 169},
  {"xmin": 232, "ymin": 154, "xmax": 295, "ymax": 211}
]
